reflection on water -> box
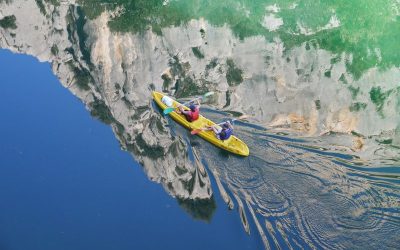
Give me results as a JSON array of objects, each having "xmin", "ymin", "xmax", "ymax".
[
  {"xmin": 1, "ymin": 0, "xmax": 399, "ymax": 249},
  {"xmin": 194, "ymin": 109, "xmax": 400, "ymax": 249}
]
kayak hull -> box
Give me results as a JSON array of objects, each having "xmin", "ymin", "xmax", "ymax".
[{"xmin": 152, "ymin": 91, "xmax": 249, "ymax": 156}]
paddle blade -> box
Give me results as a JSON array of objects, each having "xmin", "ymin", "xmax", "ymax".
[
  {"xmin": 163, "ymin": 107, "xmax": 175, "ymax": 115},
  {"xmin": 203, "ymin": 91, "xmax": 214, "ymax": 98},
  {"xmin": 232, "ymin": 114, "xmax": 249, "ymax": 123},
  {"xmin": 191, "ymin": 129, "xmax": 203, "ymax": 135}
]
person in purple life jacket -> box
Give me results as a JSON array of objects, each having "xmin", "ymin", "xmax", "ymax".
[
  {"xmin": 207, "ymin": 120, "xmax": 233, "ymax": 140},
  {"xmin": 177, "ymin": 99, "xmax": 200, "ymax": 122}
]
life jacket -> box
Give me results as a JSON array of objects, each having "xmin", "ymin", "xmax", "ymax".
[
  {"xmin": 219, "ymin": 128, "xmax": 233, "ymax": 140},
  {"xmin": 185, "ymin": 107, "xmax": 199, "ymax": 122}
]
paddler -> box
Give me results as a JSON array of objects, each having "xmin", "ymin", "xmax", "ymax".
[
  {"xmin": 206, "ymin": 120, "xmax": 233, "ymax": 140},
  {"xmin": 177, "ymin": 99, "xmax": 201, "ymax": 122}
]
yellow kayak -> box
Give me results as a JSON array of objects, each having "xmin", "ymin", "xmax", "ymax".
[{"xmin": 152, "ymin": 91, "xmax": 249, "ymax": 156}]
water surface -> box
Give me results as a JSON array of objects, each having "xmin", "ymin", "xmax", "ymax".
[
  {"xmin": 0, "ymin": 49, "xmax": 262, "ymax": 250},
  {"xmin": 1, "ymin": 0, "xmax": 400, "ymax": 249}
]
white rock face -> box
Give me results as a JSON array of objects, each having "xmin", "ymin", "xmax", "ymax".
[
  {"xmin": 0, "ymin": 1, "xmax": 398, "ymax": 195},
  {"xmin": 0, "ymin": 0, "xmax": 213, "ymax": 201},
  {"xmin": 261, "ymin": 14, "xmax": 283, "ymax": 31}
]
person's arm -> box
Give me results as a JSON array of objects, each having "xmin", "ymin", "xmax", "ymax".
[
  {"xmin": 176, "ymin": 105, "xmax": 183, "ymax": 114},
  {"xmin": 196, "ymin": 99, "xmax": 201, "ymax": 108},
  {"xmin": 178, "ymin": 105, "xmax": 190, "ymax": 115},
  {"xmin": 225, "ymin": 120, "xmax": 233, "ymax": 129}
]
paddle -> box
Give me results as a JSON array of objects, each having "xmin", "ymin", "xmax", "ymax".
[
  {"xmin": 163, "ymin": 92, "xmax": 214, "ymax": 115},
  {"xmin": 190, "ymin": 115, "xmax": 249, "ymax": 135}
]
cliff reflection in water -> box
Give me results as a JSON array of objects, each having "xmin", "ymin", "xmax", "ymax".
[
  {"xmin": 1, "ymin": 0, "xmax": 399, "ymax": 249},
  {"xmin": 0, "ymin": 0, "xmax": 216, "ymax": 219}
]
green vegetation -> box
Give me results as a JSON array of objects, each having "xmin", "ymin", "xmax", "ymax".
[
  {"xmin": 161, "ymin": 72, "xmax": 172, "ymax": 91},
  {"xmin": 131, "ymin": 105, "xmax": 148, "ymax": 120},
  {"xmin": 330, "ymin": 55, "xmax": 341, "ymax": 64},
  {"xmin": 121, "ymin": 96, "xmax": 133, "ymax": 108},
  {"xmin": 200, "ymin": 28, "xmax": 205, "ymax": 39},
  {"xmin": 51, "ymin": 44, "xmax": 59, "ymax": 55},
  {"xmin": 177, "ymin": 197, "xmax": 216, "ymax": 222},
  {"xmin": 315, "ymin": 100, "xmax": 321, "ymax": 110},
  {"xmin": 296, "ymin": 69, "xmax": 305, "ymax": 75},
  {"xmin": 191, "ymin": 47, "xmax": 204, "ymax": 59},
  {"xmin": 376, "ymin": 138, "xmax": 393, "ymax": 144},
  {"xmin": 89, "ymin": 98, "xmax": 114, "ymax": 124},
  {"xmin": 339, "ymin": 74, "xmax": 348, "ymax": 84},
  {"xmin": 35, "ymin": 0, "xmax": 60, "ymax": 15},
  {"xmin": 44, "ymin": 0, "xmax": 59, "ymax": 6},
  {"xmin": 135, "ymin": 134, "xmax": 164, "ymax": 159},
  {"xmin": 175, "ymin": 76, "xmax": 202, "ymax": 97},
  {"xmin": 35, "ymin": 0, "xmax": 46, "ymax": 15},
  {"xmin": 37, "ymin": 0, "xmax": 399, "ymax": 81},
  {"xmin": 67, "ymin": 61, "xmax": 91, "ymax": 91},
  {"xmin": 114, "ymin": 82, "xmax": 121, "ymax": 90},
  {"xmin": 369, "ymin": 86, "xmax": 393, "ymax": 116},
  {"xmin": 205, "ymin": 58, "xmax": 218, "ymax": 76},
  {"xmin": 351, "ymin": 130, "xmax": 364, "ymax": 137},
  {"xmin": 175, "ymin": 166, "xmax": 188, "ymax": 175},
  {"xmin": 169, "ymin": 55, "xmax": 189, "ymax": 77},
  {"xmin": 75, "ymin": 7, "xmax": 92, "ymax": 66},
  {"xmin": 324, "ymin": 70, "xmax": 331, "ymax": 78},
  {"xmin": 226, "ymin": 59, "xmax": 243, "ymax": 86},
  {"xmin": 65, "ymin": 7, "xmax": 92, "ymax": 68},
  {"xmin": 0, "ymin": 15, "xmax": 17, "ymax": 29},
  {"xmin": 165, "ymin": 55, "xmax": 208, "ymax": 97},
  {"xmin": 348, "ymin": 85, "xmax": 360, "ymax": 99},
  {"xmin": 224, "ymin": 90, "xmax": 231, "ymax": 108},
  {"xmin": 349, "ymin": 102, "xmax": 367, "ymax": 112}
]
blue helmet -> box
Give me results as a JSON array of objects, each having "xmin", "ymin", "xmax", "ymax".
[{"xmin": 189, "ymin": 104, "xmax": 196, "ymax": 111}]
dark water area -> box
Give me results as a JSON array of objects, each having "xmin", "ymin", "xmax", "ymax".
[{"xmin": 0, "ymin": 50, "xmax": 262, "ymax": 250}]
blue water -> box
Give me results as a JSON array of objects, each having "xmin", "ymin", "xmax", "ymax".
[{"xmin": 0, "ymin": 50, "xmax": 262, "ymax": 250}]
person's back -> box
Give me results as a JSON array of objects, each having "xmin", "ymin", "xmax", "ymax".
[
  {"xmin": 179, "ymin": 101, "xmax": 200, "ymax": 122},
  {"xmin": 207, "ymin": 121, "xmax": 233, "ymax": 140},
  {"xmin": 218, "ymin": 124, "xmax": 233, "ymax": 140},
  {"xmin": 185, "ymin": 104, "xmax": 199, "ymax": 122}
]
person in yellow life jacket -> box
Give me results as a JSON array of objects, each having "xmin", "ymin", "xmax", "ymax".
[{"xmin": 177, "ymin": 99, "xmax": 200, "ymax": 122}]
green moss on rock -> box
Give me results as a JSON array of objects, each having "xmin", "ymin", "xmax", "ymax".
[
  {"xmin": 67, "ymin": 62, "xmax": 91, "ymax": 91},
  {"xmin": 161, "ymin": 73, "xmax": 172, "ymax": 91},
  {"xmin": 349, "ymin": 102, "xmax": 367, "ymax": 112},
  {"xmin": 226, "ymin": 59, "xmax": 243, "ymax": 86},
  {"xmin": 191, "ymin": 47, "xmax": 204, "ymax": 59},
  {"xmin": 348, "ymin": 85, "xmax": 360, "ymax": 99},
  {"xmin": 324, "ymin": 70, "xmax": 331, "ymax": 78},
  {"xmin": 89, "ymin": 98, "xmax": 114, "ymax": 124},
  {"xmin": 315, "ymin": 100, "xmax": 321, "ymax": 110},
  {"xmin": 51, "ymin": 44, "xmax": 59, "ymax": 55},
  {"xmin": 35, "ymin": 0, "xmax": 46, "ymax": 15},
  {"xmin": 369, "ymin": 86, "xmax": 393, "ymax": 116},
  {"xmin": 177, "ymin": 197, "xmax": 216, "ymax": 222},
  {"xmin": 0, "ymin": 15, "xmax": 17, "ymax": 29}
]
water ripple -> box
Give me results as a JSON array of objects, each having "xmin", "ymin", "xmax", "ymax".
[{"xmin": 194, "ymin": 112, "xmax": 400, "ymax": 249}]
